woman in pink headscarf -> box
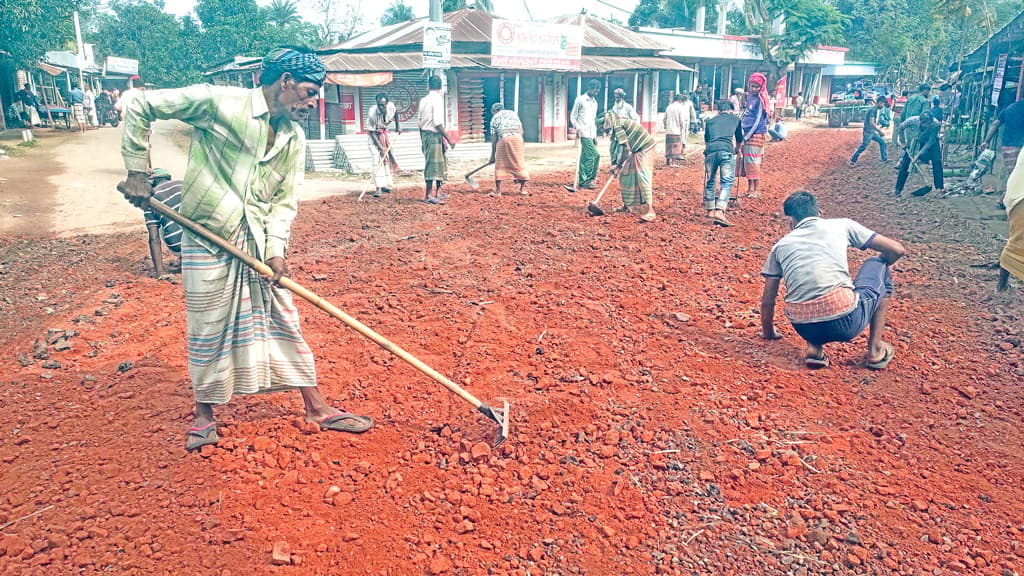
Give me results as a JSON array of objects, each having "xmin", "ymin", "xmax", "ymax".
[{"xmin": 737, "ymin": 72, "xmax": 771, "ymax": 198}]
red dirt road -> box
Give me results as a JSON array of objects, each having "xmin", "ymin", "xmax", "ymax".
[{"xmin": 1, "ymin": 128, "xmax": 1022, "ymax": 575}]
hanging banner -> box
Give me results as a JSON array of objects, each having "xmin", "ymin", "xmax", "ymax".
[
  {"xmin": 423, "ymin": 23, "xmax": 452, "ymax": 69},
  {"xmin": 491, "ymin": 19, "xmax": 583, "ymax": 71},
  {"xmin": 992, "ymin": 53, "xmax": 1008, "ymax": 106},
  {"xmin": 326, "ymin": 72, "xmax": 394, "ymax": 87},
  {"xmin": 105, "ymin": 56, "xmax": 139, "ymax": 76}
]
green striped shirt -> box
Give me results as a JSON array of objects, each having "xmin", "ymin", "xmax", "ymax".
[
  {"xmin": 611, "ymin": 118, "xmax": 655, "ymax": 153},
  {"xmin": 122, "ymin": 85, "xmax": 305, "ymax": 260}
]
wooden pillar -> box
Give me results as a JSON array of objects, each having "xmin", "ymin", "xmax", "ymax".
[
  {"xmin": 318, "ymin": 85, "xmax": 326, "ymax": 140},
  {"xmin": 577, "ymin": 73, "xmax": 582, "ymax": 97},
  {"xmin": 499, "ymin": 72, "xmax": 505, "ymax": 105},
  {"xmin": 514, "ymin": 72, "xmax": 520, "ymax": 112},
  {"xmin": 675, "ymin": 72, "xmax": 680, "ymax": 95},
  {"xmin": 633, "ymin": 72, "xmax": 639, "ymax": 106},
  {"xmin": 1016, "ymin": 56, "xmax": 1024, "ymax": 101},
  {"xmin": 603, "ymin": 75, "xmax": 609, "ymax": 111}
]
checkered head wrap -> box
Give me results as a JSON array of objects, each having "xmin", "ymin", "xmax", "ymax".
[{"xmin": 261, "ymin": 47, "xmax": 326, "ymax": 85}]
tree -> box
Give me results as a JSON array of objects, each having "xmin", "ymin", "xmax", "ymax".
[
  {"xmin": 628, "ymin": 0, "xmax": 721, "ymax": 30},
  {"xmin": 266, "ymin": 0, "xmax": 302, "ymax": 27},
  {"xmin": 741, "ymin": 0, "xmax": 847, "ymax": 84},
  {"xmin": 0, "ymin": 0, "xmax": 79, "ymax": 69},
  {"xmin": 90, "ymin": 1, "xmax": 201, "ymax": 87},
  {"xmin": 381, "ymin": 1, "xmax": 415, "ymax": 26},
  {"xmin": 443, "ymin": 0, "xmax": 466, "ymax": 12}
]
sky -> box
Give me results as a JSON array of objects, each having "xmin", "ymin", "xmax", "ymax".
[{"xmin": 159, "ymin": 0, "xmax": 640, "ymax": 31}]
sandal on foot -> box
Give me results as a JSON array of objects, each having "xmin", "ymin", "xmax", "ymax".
[
  {"xmin": 639, "ymin": 213, "xmax": 657, "ymax": 223},
  {"xmin": 185, "ymin": 422, "xmax": 219, "ymax": 451},
  {"xmin": 317, "ymin": 412, "xmax": 374, "ymax": 433},
  {"xmin": 712, "ymin": 215, "xmax": 732, "ymax": 227},
  {"xmin": 805, "ymin": 352, "xmax": 830, "ymax": 369},
  {"xmin": 615, "ymin": 205, "xmax": 631, "ymax": 213},
  {"xmin": 424, "ymin": 197, "xmax": 445, "ymax": 205},
  {"xmin": 865, "ymin": 342, "xmax": 895, "ymax": 370}
]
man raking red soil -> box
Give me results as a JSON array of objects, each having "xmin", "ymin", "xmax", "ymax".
[
  {"xmin": 118, "ymin": 46, "xmax": 374, "ymax": 451},
  {"xmin": 760, "ymin": 191, "xmax": 906, "ymax": 370}
]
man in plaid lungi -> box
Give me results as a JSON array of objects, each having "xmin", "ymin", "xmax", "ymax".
[{"xmin": 759, "ymin": 192, "xmax": 906, "ymax": 370}]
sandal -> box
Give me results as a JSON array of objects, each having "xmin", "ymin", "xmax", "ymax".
[
  {"xmin": 185, "ymin": 422, "xmax": 219, "ymax": 451},
  {"xmin": 424, "ymin": 197, "xmax": 445, "ymax": 205},
  {"xmin": 712, "ymin": 215, "xmax": 732, "ymax": 227},
  {"xmin": 316, "ymin": 412, "xmax": 374, "ymax": 433},
  {"xmin": 865, "ymin": 342, "xmax": 895, "ymax": 370},
  {"xmin": 639, "ymin": 213, "xmax": 657, "ymax": 223},
  {"xmin": 805, "ymin": 352, "xmax": 830, "ymax": 369}
]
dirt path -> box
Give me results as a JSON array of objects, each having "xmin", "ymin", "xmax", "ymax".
[{"xmin": 1, "ymin": 126, "xmax": 1022, "ymax": 576}]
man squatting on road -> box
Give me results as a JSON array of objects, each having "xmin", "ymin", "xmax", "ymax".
[
  {"xmin": 760, "ymin": 192, "xmax": 906, "ymax": 370},
  {"xmin": 119, "ymin": 46, "xmax": 374, "ymax": 451}
]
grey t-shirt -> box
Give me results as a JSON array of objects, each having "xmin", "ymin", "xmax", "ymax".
[{"xmin": 761, "ymin": 217, "xmax": 877, "ymax": 303}]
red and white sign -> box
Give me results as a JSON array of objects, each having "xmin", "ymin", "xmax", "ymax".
[{"xmin": 491, "ymin": 19, "xmax": 583, "ymax": 71}]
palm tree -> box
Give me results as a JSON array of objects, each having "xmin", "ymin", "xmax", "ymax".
[
  {"xmin": 267, "ymin": 0, "xmax": 302, "ymax": 27},
  {"xmin": 381, "ymin": 0, "xmax": 415, "ymax": 25}
]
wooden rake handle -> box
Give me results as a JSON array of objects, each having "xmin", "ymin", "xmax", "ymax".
[
  {"xmin": 147, "ymin": 198, "xmax": 487, "ymax": 411},
  {"xmin": 358, "ymin": 140, "xmax": 395, "ymax": 201}
]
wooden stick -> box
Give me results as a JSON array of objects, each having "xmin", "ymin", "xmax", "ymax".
[
  {"xmin": 0, "ymin": 505, "xmax": 53, "ymax": 531},
  {"xmin": 148, "ymin": 199, "xmax": 490, "ymax": 412}
]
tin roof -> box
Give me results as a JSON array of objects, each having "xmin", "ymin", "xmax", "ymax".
[
  {"xmin": 204, "ymin": 56, "xmax": 263, "ymax": 77},
  {"xmin": 322, "ymin": 9, "xmax": 670, "ymax": 55},
  {"xmin": 319, "ymin": 51, "xmax": 692, "ymax": 73}
]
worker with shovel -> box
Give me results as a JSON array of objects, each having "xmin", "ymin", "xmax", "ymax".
[
  {"xmin": 894, "ymin": 110, "xmax": 944, "ymax": 197},
  {"xmin": 488, "ymin": 102, "xmax": 529, "ymax": 196},
  {"xmin": 118, "ymin": 46, "xmax": 374, "ymax": 452},
  {"xmin": 366, "ymin": 92, "xmax": 401, "ymax": 198},
  {"xmin": 604, "ymin": 111, "xmax": 657, "ymax": 223}
]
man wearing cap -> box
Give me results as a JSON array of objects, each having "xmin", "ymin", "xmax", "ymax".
[{"xmin": 118, "ymin": 45, "xmax": 374, "ymax": 452}]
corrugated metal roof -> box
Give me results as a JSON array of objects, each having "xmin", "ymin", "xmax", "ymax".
[
  {"xmin": 547, "ymin": 14, "xmax": 670, "ymax": 52},
  {"xmin": 321, "ymin": 51, "xmax": 691, "ymax": 73},
  {"xmin": 204, "ymin": 56, "xmax": 262, "ymax": 76},
  {"xmin": 322, "ymin": 9, "xmax": 670, "ymax": 54}
]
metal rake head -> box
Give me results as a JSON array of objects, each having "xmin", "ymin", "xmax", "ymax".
[{"xmin": 477, "ymin": 400, "xmax": 510, "ymax": 447}]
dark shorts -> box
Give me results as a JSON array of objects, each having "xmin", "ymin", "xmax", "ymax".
[{"xmin": 792, "ymin": 257, "xmax": 893, "ymax": 346}]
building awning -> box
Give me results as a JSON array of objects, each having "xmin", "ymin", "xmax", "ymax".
[
  {"xmin": 321, "ymin": 52, "xmax": 692, "ymax": 74},
  {"xmin": 37, "ymin": 61, "xmax": 65, "ymax": 76}
]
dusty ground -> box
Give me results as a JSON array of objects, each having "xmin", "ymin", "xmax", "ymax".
[{"xmin": 0, "ymin": 125, "xmax": 1022, "ymax": 576}]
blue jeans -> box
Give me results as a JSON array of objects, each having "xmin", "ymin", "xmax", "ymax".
[
  {"xmin": 851, "ymin": 131, "xmax": 888, "ymax": 162},
  {"xmin": 704, "ymin": 151, "xmax": 735, "ymax": 211},
  {"xmin": 792, "ymin": 257, "xmax": 893, "ymax": 346}
]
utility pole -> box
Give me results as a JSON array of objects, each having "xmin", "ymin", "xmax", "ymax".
[{"xmin": 73, "ymin": 11, "xmax": 86, "ymax": 89}]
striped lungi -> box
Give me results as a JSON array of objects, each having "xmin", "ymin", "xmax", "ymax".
[
  {"xmin": 579, "ymin": 137, "xmax": 600, "ymax": 186},
  {"xmin": 181, "ymin": 228, "xmax": 316, "ymax": 405},
  {"xmin": 1002, "ymin": 202, "xmax": 1024, "ymax": 281},
  {"xmin": 737, "ymin": 132, "xmax": 767, "ymax": 180},
  {"xmin": 367, "ymin": 134, "xmax": 393, "ymax": 189},
  {"xmin": 420, "ymin": 131, "xmax": 447, "ymax": 182},
  {"xmin": 619, "ymin": 147, "xmax": 655, "ymax": 206},
  {"xmin": 72, "ymin": 104, "xmax": 86, "ymax": 127},
  {"xmin": 665, "ymin": 134, "xmax": 684, "ymax": 160},
  {"xmin": 494, "ymin": 133, "xmax": 529, "ymax": 182},
  {"xmin": 1002, "ymin": 146, "xmax": 1022, "ymax": 183}
]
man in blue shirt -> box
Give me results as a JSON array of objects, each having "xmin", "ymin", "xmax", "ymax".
[{"xmin": 69, "ymin": 83, "xmax": 86, "ymax": 132}]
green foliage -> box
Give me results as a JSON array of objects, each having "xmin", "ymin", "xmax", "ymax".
[
  {"xmin": 443, "ymin": 0, "xmax": 466, "ymax": 12},
  {"xmin": 266, "ymin": 0, "xmax": 302, "ymax": 27},
  {"xmin": 381, "ymin": 1, "xmax": 415, "ymax": 25},
  {"xmin": 742, "ymin": 0, "xmax": 848, "ymax": 80},
  {"xmin": 629, "ymin": 0, "xmax": 721, "ymax": 30},
  {"xmin": 0, "ymin": 0, "xmax": 80, "ymax": 68}
]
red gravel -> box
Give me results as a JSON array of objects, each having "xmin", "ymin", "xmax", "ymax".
[{"xmin": 1, "ymin": 127, "xmax": 1022, "ymax": 575}]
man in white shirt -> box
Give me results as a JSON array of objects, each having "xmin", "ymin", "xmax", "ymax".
[
  {"xmin": 115, "ymin": 76, "xmax": 145, "ymax": 115},
  {"xmin": 760, "ymin": 191, "xmax": 906, "ymax": 370},
  {"xmin": 567, "ymin": 79, "xmax": 602, "ymax": 190},
  {"xmin": 418, "ymin": 75, "xmax": 454, "ymax": 204},
  {"xmin": 663, "ymin": 92, "xmax": 696, "ymax": 166}
]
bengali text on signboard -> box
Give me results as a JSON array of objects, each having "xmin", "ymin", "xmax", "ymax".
[{"xmin": 491, "ymin": 19, "xmax": 583, "ymax": 71}]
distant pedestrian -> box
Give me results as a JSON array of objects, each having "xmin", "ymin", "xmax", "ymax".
[
  {"xmin": 900, "ymin": 83, "xmax": 930, "ymax": 122},
  {"xmin": 84, "ymin": 86, "xmax": 97, "ymax": 127},
  {"xmin": 703, "ymin": 101, "xmax": 742, "ymax": 227},
  {"xmin": 849, "ymin": 98, "xmax": 888, "ymax": 166},
  {"xmin": 663, "ymin": 92, "xmax": 696, "ymax": 166},
  {"xmin": 604, "ymin": 111, "xmax": 657, "ymax": 223},
  {"xmin": 894, "ymin": 111, "xmax": 943, "ymax": 196},
  {"xmin": 729, "ymin": 88, "xmax": 744, "ymax": 114},
  {"xmin": 69, "ymin": 83, "xmax": 87, "ymax": 132},
  {"xmin": 737, "ymin": 73, "xmax": 770, "ymax": 197},
  {"xmin": 418, "ymin": 75, "xmax": 455, "ymax": 204},
  {"xmin": 366, "ymin": 92, "xmax": 400, "ymax": 197},
  {"xmin": 489, "ymin": 103, "xmax": 530, "ymax": 196},
  {"xmin": 794, "ymin": 91, "xmax": 805, "ymax": 121},
  {"xmin": 611, "ymin": 88, "xmax": 640, "ymax": 122},
  {"xmin": 768, "ymin": 118, "xmax": 787, "ymax": 142},
  {"xmin": 568, "ymin": 79, "xmax": 602, "ymax": 191},
  {"xmin": 981, "ymin": 96, "xmax": 1024, "ymax": 192},
  {"xmin": 930, "ymin": 96, "xmax": 944, "ymax": 122},
  {"xmin": 761, "ymin": 191, "xmax": 906, "ymax": 370}
]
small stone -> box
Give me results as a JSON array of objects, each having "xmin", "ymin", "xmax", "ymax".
[
  {"xmin": 455, "ymin": 520, "xmax": 475, "ymax": 534},
  {"xmin": 912, "ymin": 500, "xmax": 929, "ymax": 512},
  {"xmin": 40, "ymin": 360, "xmax": 62, "ymax": 369},
  {"xmin": 117, "ymin": 361, "xmax": 133, "ymax": 373},
  {"xmin": 333, "ymin": 493, "xmax": 354, "ymax": 506},
  {"xmin": 341, "ymin": 532, "xmax": 360, "ymax": 542},
  {"xmin": 672, "ymin": 313, "xmax": 691, "ymax": 322},
  {"xmin": 428, "ymin": 556, "xmax": 452, "ymax": 574},
  {"xmin": 470, "ymin": 442, "xmax": 491, "ymax": 461},
  {"xmin": 698, "ymin": 470, "xmax": 715, "ymax": 481},
  {"xmin": 270, "ymin": 542, "xmax": 291, "ymax": 565},
  {"xmin": 528, "ymin": 547, "xmax": 544, "ymax": 562},
  {"xmin": 252, "ymin": 437, "xmax": 277, "ymax": 453},
  {"xmin": 599, "ymin": 524, "xmax": 616, "ymax": 538}
]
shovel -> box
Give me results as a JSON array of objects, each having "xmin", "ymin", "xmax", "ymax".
[
  {"xmin": 908, "ymin": 154, "xmax": 933, "ymax": 197},
  {"xmin": 146, "ymin": 197, "xmax": 511, "ymax": 447},
  {"xmin": 358, "ymin": 140, "xmax": 394, "ymax": 201},
  {"xmin": 563, "ymin": 138, "xmax": 583, "ymax": 193},
  {"xmin": 586, "ymin": 169, "xmax": 619, "ymax": 217},
  {"xmin": 464, "ymin": 161, "xmax": 493, "ymax": 190}
]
